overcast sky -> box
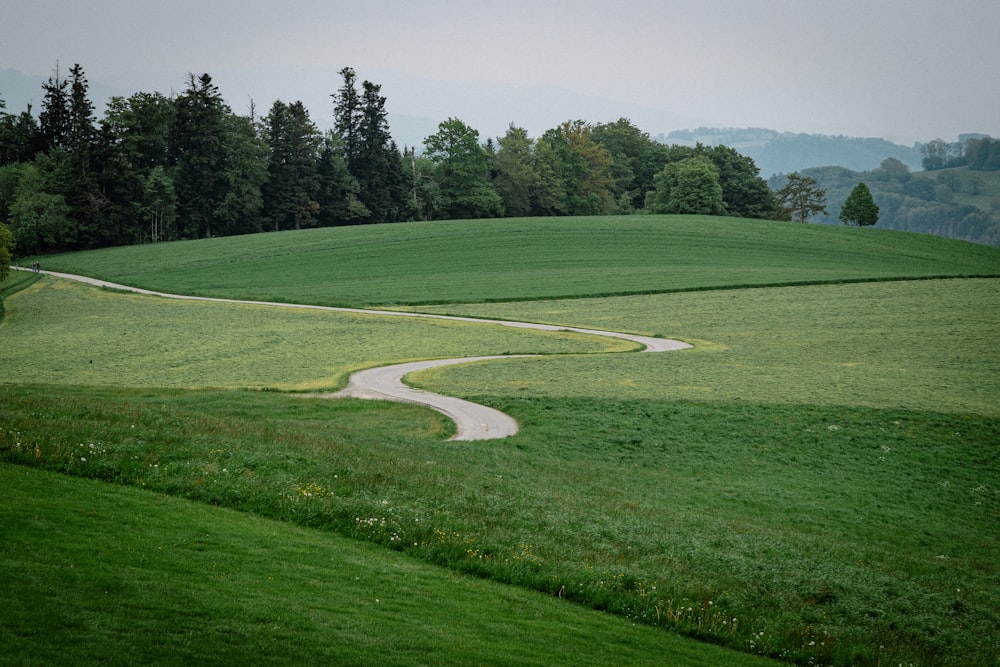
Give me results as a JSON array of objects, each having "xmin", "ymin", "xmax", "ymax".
[{"xmin": 3, "ymin": 0, "xmax": 998, "ymax": 146}]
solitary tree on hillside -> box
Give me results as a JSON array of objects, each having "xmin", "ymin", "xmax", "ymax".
[
  {"xmin": 839, "ymin": 182, "xmax": 879, "ymax": 227},
  {"xmin": 774, "ymin": 173, "xmax": 827, "ymax": 223}
]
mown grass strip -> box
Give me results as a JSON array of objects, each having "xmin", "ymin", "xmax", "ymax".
[
  {"xmin": 411, "ymin": 278, "xmax": 1000, "ymax": 416},
  {"xmin": 0, "ymin": 276, "xmax": 626, "ymax": 390}
]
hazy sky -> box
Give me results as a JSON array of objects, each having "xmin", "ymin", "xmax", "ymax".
[{"xmin": 3, "ymin": 0, "xmax": 998, "ymax": 145}]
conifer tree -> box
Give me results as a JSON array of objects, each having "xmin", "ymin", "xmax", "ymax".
[
  {"xmin": 38, "ymin": 64, "xmax": 70, "ymax": 152},
  {"xmin": 839, "ymin": 182, "xmax": 879, "ymax": 226},
  {"xmin": 263, "ymin": 100, "xmax": 321, "ymax": 230},
  {"xmin": 170, "ymin": 73, "xmax": 228, "ymax": 238},
  {"xmin": 332, "ymin": 70, "xmax": 408, "ymax": 223}
]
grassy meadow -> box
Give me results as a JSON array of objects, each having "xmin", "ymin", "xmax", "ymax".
[
  {"xmin": 3, "ymin": 216, "xmax": 1000, "ymax": 665},
  {"xmin": 28, "ymin": 215, "xmax": 1000, "ymax": 306}
]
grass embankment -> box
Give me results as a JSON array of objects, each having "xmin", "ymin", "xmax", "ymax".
[
  {"xmin": 4, "ymin": 216, "xmax": 1000, "ymax": 665},
  {"xmin": 30, "ymin": 215, "xmax": 1000, "ymax": 306},
  {"xmin": 2, "ymin": 463, "xmax": 779, "ymax": 667},
  {"xmin": 2, "ymin": 385, "xmax": 996, "ymax": 666}
]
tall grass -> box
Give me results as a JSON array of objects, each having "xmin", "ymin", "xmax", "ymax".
[
  {"xmin": 2, "ymin": 386, "xmax": 996, "ymax": 665},
  {"xmin": 410, "ymin": 279, "xmax": 1000, "ymax": 416}
]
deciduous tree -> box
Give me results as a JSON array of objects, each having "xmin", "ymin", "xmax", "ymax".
[
  {"xmin": 591, "ymin": 118, "xmax": 668, "ymax": 212},
  {"xmin": 774, "ymin": 173, "xmax": 828, "ymax": 222},
  {"xmin": 492, "ymin": 125, "xmax": 540, "ymax": 217},
  {"xmin": 423, "ymin": 117, "xmax": 503, "ymax": 219},
  {"xmin": 0, "ymin": 221, "xmax": 13, "ymax": 282},
  {"xmin": 645, "ymin": 156, "xmax": 726, "ymax": 215}
]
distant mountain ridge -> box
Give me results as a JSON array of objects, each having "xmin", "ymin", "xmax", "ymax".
[{"xmin": 662, "ymin": 127, "xmax": 923, "ymax": 178}]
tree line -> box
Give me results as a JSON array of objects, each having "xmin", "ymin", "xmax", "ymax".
[
  {"xmin": 920, "ymin": 136, "xmax": 1000, "ymax": 172},
  {"xmin": 773, "ymin": 158, "xmax": 1000, "ymax": 246},
  {"xmin": 2, "ymin": 63, "xmax": 867, "ymax": 258}
]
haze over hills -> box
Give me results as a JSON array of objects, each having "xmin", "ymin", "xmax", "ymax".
[{"xmin": 0, "ymin": 66, "xmax": 945, "ymax": 178}]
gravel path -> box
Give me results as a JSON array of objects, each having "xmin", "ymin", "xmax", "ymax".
[{"xmin": 16, "ymin": 268, "xmax": 691, "ymax": 440}]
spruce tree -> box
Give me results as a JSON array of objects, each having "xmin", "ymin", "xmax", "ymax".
[
  {"xmin": 170, "ymin": 73, "xmax": 228, "ymax": 238},
  {"xmin": 839, "ymin": 182, "xmax": 879, "ymax": 226},
  {"xmin": 39, "ymin": 64, "xmax": 70, "ymax": 152},
  {"xmin": 263, "ymin": 100, "xmax": 321, "ymax": 230}
]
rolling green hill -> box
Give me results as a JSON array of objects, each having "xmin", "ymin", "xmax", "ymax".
[
  {"xmin": 4, "ymin": 216, "xmax": 999, "ymax": 666},
  {"xmin": 30, "ymin": 215, "xmax": 1000, "ymax": 307}
]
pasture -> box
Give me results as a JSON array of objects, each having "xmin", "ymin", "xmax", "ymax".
[
  {"xmin": 3, "ymin": 216, "xmax": 1000, "ymax": 665},
  {"xmin": 29, "ymin": 215, "xmax": 1000, "ymax": 305}
]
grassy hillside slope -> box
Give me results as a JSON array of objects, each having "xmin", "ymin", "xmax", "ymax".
[
  {"xmin": 3, "ymin": 217, "xmax": 999, "ymax": 666},
  {"xmin": 31, "ymin": 215, "xmax": 1000, "ymax": 306},
  {"xmin": 2, "ymin": 463, "xmax": 779, "ymax": 667}
]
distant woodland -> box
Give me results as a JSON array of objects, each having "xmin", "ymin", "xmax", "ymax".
[
  {"xmin": 1, "ymin": 64, "xmax": 998, "ymax": 256},
  {"xmin": 771, "ymin": 160, "xmax": 1000, "ymax": 246}
]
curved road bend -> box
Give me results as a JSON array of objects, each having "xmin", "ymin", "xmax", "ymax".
[{"xmin": 19, "ymin": 269, "xmax": 692, "ymax": 440}]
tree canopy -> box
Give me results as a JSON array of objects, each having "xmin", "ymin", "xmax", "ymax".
[
  {"xmin": 1, "ymin": 62, "xmax": 821, "ymax": 259},
  {"xmin": 645, "ymin": 156, "xmax": 726, "ymax": 215},
  {"xmin": 774, "ymin": 173, "xmax": 828, "ymax": 223}
]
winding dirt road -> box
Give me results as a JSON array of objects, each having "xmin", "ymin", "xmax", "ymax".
[{"xmin": 17, "ymin": 269, "xmax": 691, "ymax": 440}]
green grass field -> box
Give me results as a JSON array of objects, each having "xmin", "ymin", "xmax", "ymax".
[
  {"xmin": 28, "ymin": 215, "xmax": 1000, "ymax": 306},
  {"xmin": 3, "ymin": 216, "xmax": 1000, "ymax": 665}
]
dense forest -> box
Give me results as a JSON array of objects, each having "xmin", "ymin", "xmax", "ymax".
[
  {"xmin": 0, "ymin": 64, "xmax": 777, "ymax": 257},
  {"xmin": 1, "ymin": 64, "xmax": 998, "ymax": 256}
]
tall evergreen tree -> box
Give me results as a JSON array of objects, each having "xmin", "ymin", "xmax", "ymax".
[
  {"xmin": 839, "ymin": 182, "xmax": 879, "ymax": 226},
  {"xmin": 263, "ymin": 100, "xmax": 321, "ymax": 230},
  {"xmin": 0, "ymin": 100, "xmax": 41, "ymax": 166},
  {"xmin": 332, "ymin": 67, "xmax": 362, "ymax": 170},
  {"xmin": 38, "ymin": 64, "xmax": 70, "ymax": 152},
  {"xmin": 215, "ymin": 112, "xmax": 266, "ymax": 236},
  {"xmin": 64, "ymin": 63, "xmax": 104, "ymax": 247},
  {"xmin": 356, "ymin": 80, "xmax": 408, "ymax": 222},
  {"xmin": 332, "ymin": 70, "xmax": 409, "ymax": 223},
  {"xmin": 169, "ymin": 73, "xmax": 228, "ymax": 238},
  {"xmin": 316, "ymin": 131, "xmax": 368, "ymax": 226}
]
